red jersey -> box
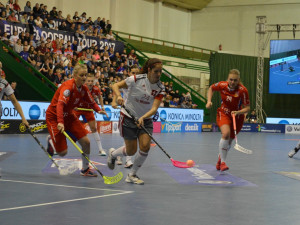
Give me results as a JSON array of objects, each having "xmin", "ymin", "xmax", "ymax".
[
  {"xmin": 211, "ymin": 81, "xmax": 250, "ymax": 116},
  {"xmin": 46, "ymin": 79, "xmax": 101, "ymax": 124},
  {"xmin": 78, "ymin": 85, "xmax": 102, "ymax": 108}
]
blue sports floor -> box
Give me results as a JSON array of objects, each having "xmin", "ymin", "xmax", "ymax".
[{"xmin": 1, "ymin": 132, "xmax": 300, "ymax": 225}]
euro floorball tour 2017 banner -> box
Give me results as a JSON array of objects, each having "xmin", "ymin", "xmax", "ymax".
[{"xmin": 0, "ymin": 20, "xmax": 124, "ymax": 53}]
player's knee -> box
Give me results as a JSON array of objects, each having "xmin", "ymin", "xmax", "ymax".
[
  {"xmin": 139, "ymin": 144, "xmax": 150, "ymax": 152},
  {"xmin": 222, "ymin": 132, "xmax": 230, "ymax": 140}
]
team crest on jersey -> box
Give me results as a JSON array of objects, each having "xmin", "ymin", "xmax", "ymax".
[
  {"xmin": 63, "ymin": 89, "xmax": 70, "ymax": 97},
  {"xmin": 214, "ymin": 82, "xmax": 219, "ymax": 87},
  {"xmin": 234, "ymin": 92, "xmax": 239, "ymax": 97}
]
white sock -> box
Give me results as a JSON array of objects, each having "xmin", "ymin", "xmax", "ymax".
[
  {"xmin": 112, "ymin": 146, "xmax": 127, "ymax": 158},
  {"xmin": 130, "ymin": 150, "xmax": 148, "ymax": 175},
  {"xmin": 219, "ymin": 138, "xmax": 229, "ymax": 163},
  {"xmin": 93, "ymin": 132, "xmax": 103, "ymax": 151},
  {"xmin": 48, "ymin": 136, "xmax": 56, "ymax": 152},
  {"xmin": 126, "ymin": 156, "xmax": 132, "ymax": 163},
  {"xmin": 82, "ymin": 154, "xmax": 90, "ymax": 170}
]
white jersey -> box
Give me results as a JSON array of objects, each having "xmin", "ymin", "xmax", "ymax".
[
  {"xmin": 121, "ymin": 74, "xmax": 165, "ymax": 118},
  {"xmin": 0, "ymin": 78, "xmax": 14, "ymax": 117}
]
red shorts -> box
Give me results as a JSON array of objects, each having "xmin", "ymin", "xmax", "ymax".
[
  {"xmin": 216, "ymin": 110, "xmax": 244, "ymax": 139},
  {"xmin": 74, "ymin": 110, "xmax": 95, "ymax": 123},
  {"xmin": 46, "ymin": 112, "xmax": 89, "ymax": 153}
]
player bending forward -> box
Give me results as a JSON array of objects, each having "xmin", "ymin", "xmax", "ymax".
[
  {"xmin": 288, "ymin": 140, "xmax": 300, "ymax": 158},
  {"xmin": 74, "ymin": 73, "xmax": 108, "ymax": 156},
  {"xmin": 206, "ymin": 69, "xmax": 250, "ymax": 171},
  {"xmin": 46, "ymin": 64, "xmax": 106, "ymax": 177},
  {"xmin": 108, "ymin": 58, "xmax": 165, "ymax": 184}
]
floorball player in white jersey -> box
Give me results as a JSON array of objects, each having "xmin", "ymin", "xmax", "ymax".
[
  {"xmin": 109, "ymin": 58, "xmax": 165, "ymax": 184},
  {"xmin": 112, "ymin": 65, "xmax": 140, "ymax": 168}
]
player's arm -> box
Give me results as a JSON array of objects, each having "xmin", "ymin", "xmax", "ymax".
[
  {"xmin": 137, "ymin": 98, "xmax": 161, "ymax": 127},
  {"xmin": 206, "ymin": 85, "xmax": 214, "ymax": 109},
  {"xmin": 112, "ymin": 80, "xmax": 128, "ymax": 106},
  {"xmin": 8, "ymin": 94, "xmax": 29, "ymax": 127}
]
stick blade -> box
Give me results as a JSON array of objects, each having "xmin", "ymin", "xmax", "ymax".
[
  {"xmin": 103, "ymin": 172, "xmax": 123, "ymax": 184},
  {"xmin": 171, "ymin": 158, "xmax": 194, "ymax": 168},
  {"xmin": 234, "ymin": 144, "xmax": 253, "ymax": 154}
]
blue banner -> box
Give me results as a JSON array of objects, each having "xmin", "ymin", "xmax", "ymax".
[
  {"xmin": 0, "ymin": 20, "xmax": 124, "ymax": 53},
  {"xmin": 181, "ymin": 122, "xmax": 202, "ymax": 132},
  {"xmin": 161, "ymin": 122, "xmax": 182, "ymax": 133}
]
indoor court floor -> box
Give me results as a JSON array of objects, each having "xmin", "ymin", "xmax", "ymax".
[{"xmin": 1, "ymin": 131, "xmax": 300, "ymax": 225}]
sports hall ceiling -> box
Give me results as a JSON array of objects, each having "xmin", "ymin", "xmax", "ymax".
[{"xmin": 157, "ymin": 0, "xmax": 212, "ymax": 11}]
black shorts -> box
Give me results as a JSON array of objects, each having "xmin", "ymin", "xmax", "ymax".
[{"xmin": 118, "ymin": 112, "xmax": 153, "ymax": 140}]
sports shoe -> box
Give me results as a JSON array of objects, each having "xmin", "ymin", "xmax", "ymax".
[
  {"xmin": 288, "ymin": 148, "xmax": 299, "ymax": 158},
  {"xmin": 216, "ymin": 155, "xmax": 221, "ymax": 170},
  {"xmin": 116, "ymin": 156, "xmax": 123, "ymax": 165},
  {"xmin": 220, "ymin": 162, "xmax": 229, "ymax": 171},
  {"xmin": 99, "ymin": 149, "xmax": 107, "ymax": 156},
  {"xmin": 107, "ymin": 148, "xmax": 116, "ymax": 170},
  {"xmin": 125, "ymin": 174, "xmax": 144, "ymax": 185},
  {"xmin": 124, "ymin": 160, "xmax": 133, "ymax": 169},
  {"xmin": 80, "ymin": 167, "xmax": 97, "ymax": 177},
  {"xmin": 46, "ymin": 135, "xmax": 54, "ymax": 157}
]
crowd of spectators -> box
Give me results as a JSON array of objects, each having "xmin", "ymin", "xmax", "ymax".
[{"xmin": 0, "ymin": 0, "xmax": 197, "ymax": 108}]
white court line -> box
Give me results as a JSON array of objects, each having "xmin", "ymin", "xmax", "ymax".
[
  {"xmin": 0, "ymin": 192, "xmax": 133, "ymax": 212},
  {"xmin": 0, "ymin": 179, "xmax": 128, "ymax": 192},
  {"xmin": 0, "ymin": 179, "xmax": 133, "ymax": 212}
]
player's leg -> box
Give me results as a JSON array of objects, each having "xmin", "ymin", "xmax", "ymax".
[
  {"xmin": 87, "ymin": 119, "xmax": 106, "ymax": 156},
  {"xmin": 288, "ymin": 140, "xmax": 300, "ymax": 158},
  {"xmin": 216, "ymin": 112, "xmax": 231, "ymax": 171},
  {"xmin": 69, "ymin": 117, "xmax": 96, "ymax": 177},
  {"xmin": 46, "ymin": 116, "xmax": 67, "ymax": 157},
  {"xmin": 126, "ymin": 119, "xmax": 152, "ymax": 184}
]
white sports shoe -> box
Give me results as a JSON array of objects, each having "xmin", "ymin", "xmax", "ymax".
[
  {"xmin": 107, "ymin": 148, "xmax": 116, "ymax": 170},
  {"xmin": 116, "ymin": 156, "xmax": 123, "ymax": 165},
  {"xmin": 98, "ymin": 149, "xmax": 107, "ymax": 156},
  {"xmin": 125, "ymin": 174, "xmax": 144, "ymax": 185},
  {"xmin": 124, "ymin": 160, "xmax": 133, "ymax": 169},
  {"xmin": 288, "ymin": 148, "xmax": 299, "ymax": 158}
]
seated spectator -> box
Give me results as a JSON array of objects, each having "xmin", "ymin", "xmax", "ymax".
[
  {"xmin": 169, "ymin": 97, "xmax": 179, "ymax": 108},
  {"xmin": 84, "ymin": 24, "xmax": 94, "ymax": 36},
  {"xmin": 185, "ymin": 91, "xmax": 192, "ymax": 101},
  {"xmin": 33, "ymin": 3, "xmax": 42, "ymax": 18},
  {"xmin": 34, "ymin": 15, "xmax": 43, "ymax": 28},
  {"xmin": 106, "ymin": 30, "xmax": 115, "ymax": 40},
  {"xmin": 24, "ymin": 1, "xmax": 31, "ymax": 13},
  {"xmin": 180, "ymin": 100, "xmax": 189, "ymax": 109},
  {"xmin": 9, "ymin": 31, "xmax": 18, "ymax": 46},
  {"xmin": 64, "ymin": 62, "xmax": 73, "ymax": 76},
  {"xmin": 48, "ymin": 19, "xmax": 55, "ymax": 29},
  {"xmin": 65, "ymin": 14, "xmax": 73, "ymax": 27},
  {"xmin": 248, "ymin": 110, "xmax": 257, "ymax": 123},
  {"xmin": 58, "ymin": 21, "xmax": 68, "ymax": 31},
  {"xmin": 0, "ymin": 11, "xmax": 7, "ymax": 20},
  {"xmin": 80, "ymin": 12, "xmax": 87, "ymax": 23},
  {"xmin": 57, "ymin": 10, "xmax": 64, "ymax": 19},
  {"xmin": 94, "ymin": 17, "xmax": 101, "ymax": 27},
  {"xmin": 41, "ymin": 5, "xmax": 49, "ymax": 19},
  {"xmin": 108, "ymin": 67, "xmax": 116, "ymax": 78},
  {"xmin": 19, "ymin": 45, "xmax": 29, "ymax": 61},
  {"xmin": 106, "ymin": 20, "xmax": 112, "ymax": 33},
  {"xmin": 13, "ymin": 38, "xmax": 23, "ymax": 53},
  {"xmin": 20, "ymin": 13, "xmax": 28, "ymax": 24},
  {"xmin": 42, "ymin": 17, "xmax": 49, "ymax": 28},
  {"xmin": 100, "ymin": 18, "xmax": 106, "ymax": 33},
  {"xmin": 73, "ymin": 11, "xmax": 79, "ymax": 22},
  {"xmin": 13, "ymin": 0, "xmax": 21, "ymax": 14},
  {"xmin": 50, "ymin": 7, "xmax": 58, "ymax": 19},
  {"xmin": 104, "ymin": 93, "xmax": 113, "ymax": 105},
  {"xmin": 7, "ymin": 11, "xmax": 19, "ymax": 22},
  {"xmin": 86, "ymin": 17, "xmax": 94, "ymax": 25}
]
